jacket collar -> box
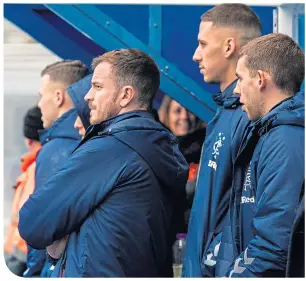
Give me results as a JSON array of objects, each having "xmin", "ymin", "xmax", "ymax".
[
  {"xmin": 39, "ymin": 109, "xmax": 80, "ymax": 144},
  {"xmin": 212, "ymin": 79, "xmax": 240, "ymax": 108},
  {"xmin": 75, "ymin": 110, "xmax": 154, "ymax": 150},
  {"xmin": 249, "ymin": 95, "xmax": 296, "ymax": 137}
]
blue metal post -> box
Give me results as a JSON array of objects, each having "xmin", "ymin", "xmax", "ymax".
[{"xmin": 149, "ymin": 5, "xmax": 162, "ymax": 54}]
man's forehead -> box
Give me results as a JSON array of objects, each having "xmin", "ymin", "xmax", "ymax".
[
  {"xmin": 199, "ymin": 21, "xmax": 236, "ymax": 38},
  {"xmin": 92, "ymin": 62, "xmax": 112, "ymax": 81},
  {"xmin": 198, "ymin": 21, "xmax": 213, "ymax": 36},
  {"xmin": 237, "ymin": 56, "xmax": 247, "ymax": 68},
  {"xmin": 41, "ymin": 73, "xmax": 51, "ymax": 83},
  {"xmin": 40, "ymin": 74, "xmax": 54, "ymax": 89}
]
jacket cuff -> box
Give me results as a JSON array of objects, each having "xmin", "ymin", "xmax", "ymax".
[{"xmin": 46, "ymin": 252, "xmax": 59, "ymax": 266}]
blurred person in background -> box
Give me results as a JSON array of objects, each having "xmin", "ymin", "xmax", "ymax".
[
  {"xmin": 4, "ymin": 106, "xmax": 43, "ymax": 276},
  {"xmin": 23, "ymin": 60, "xmax": 90, "ymax": 277},
  {"xmin": 158, "ymin": 95, "xmax": 206, "ymax": 230}
]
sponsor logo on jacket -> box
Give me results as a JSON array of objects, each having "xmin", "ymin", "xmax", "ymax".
[
  {"xmin": 241, "ymin": 196, "xmax": 255, "ymax": 204},
  {"xmin": 241, "ymin": 162, "xmax": 255, "ymax": 204},
  {"xmin": 208, "ymin": 132, "xmax": 226, "ymax": 171},
  {"xmin": 243, "ymin": 164, "xmax": 252, "ymax": 191}
]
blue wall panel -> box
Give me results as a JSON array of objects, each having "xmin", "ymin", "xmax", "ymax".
[
  {"xmin": 298, "ymin": 14, "xmax": 305, "ymax": 52},
  {"xmin": 95, "ymin": 4, "xmax": 149, "ymax": 46}
]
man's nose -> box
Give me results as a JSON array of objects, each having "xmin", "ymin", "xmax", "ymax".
[
  {"xmin": 193, "ymin": 46, "xmax": 201, "ymax": 62},
  {"xmin": 234, "ymin": 83, "xmax": 241, "ymax": 96},
  {"xmin": 84, "ymin": 88, "xmax": 93, "ymax": 102}
]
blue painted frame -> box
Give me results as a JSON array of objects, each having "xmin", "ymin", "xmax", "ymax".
[
  {"xmin": 5, "ymin": 4, "xmax": 275, "ymax": 122},
  {"xmin": 298, "ymin": 14, "xmax": 305, "ymax": 52},
  {"xmin": 298, "ymin": 13, "xmax": 305, "ymax": 90},
  {"xmin": 46, "ymin": 4, "xmax": 216, "ymax": 122},
  {"xmin": 4, "ymin": 4, "xmax": 95, "ymax": 66},
  {"xmin": 149, "ymin": 5, "xmax": 162, "ymax": 53}
]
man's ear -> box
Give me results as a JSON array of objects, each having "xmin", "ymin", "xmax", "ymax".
[
  {"xmin": 119, "ymin": 86, "xmax": 135, "ymax": 108},
  {"xmin": 224, "ymin": 37, "xmax": 237, "ymax": 59},
  {"xmin": 257, "ymin": 70, "xmax": 267, "ymax": 91},
  {"xmin": 54, "ymin": 89, "xmax": 65, "ymax": 108}
]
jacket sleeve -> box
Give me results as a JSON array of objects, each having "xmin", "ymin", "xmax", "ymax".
[
  {"xmin": 19, "ymin": 139, "xmax": 128, "ymax": 249},
  {"xmin": 201, "ymin": 232, "xmax": 222, "ymax": 277},
  {"xmin": 226, "ymin": 127, "xmax": 304, "ymax": 277},
  {"xmin": 23, "ymin": 246, "xmax": 46, "ymax": 277}
]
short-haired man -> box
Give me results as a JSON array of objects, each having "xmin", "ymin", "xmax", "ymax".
[
  {"xmin": 19, "ymin": 49, "xmax": 189, "ymax": 277},
  {"xmin": 220, "ymin": 33, "xmax": 304, "ymax": 277},
  {"xmin": 24, "ymin": 60, "xmax": 89, "ymax": 277},
  {"xmin": 183, "ymin": 4, "xmax": 262, "ymax": 277}
]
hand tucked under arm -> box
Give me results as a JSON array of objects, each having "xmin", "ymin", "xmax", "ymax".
[{"xmin": 46, "ymin": 235, "xmax": 69, "ymax": 259}]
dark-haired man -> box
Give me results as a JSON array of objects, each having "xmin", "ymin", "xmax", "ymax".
[{"xmin": 19, "ymin": 49, "xmax": 189, "ymax": 277}]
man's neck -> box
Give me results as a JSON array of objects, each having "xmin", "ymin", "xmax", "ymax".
[
  {"xmin": 57, "ymin": 106, "xmax": 74, "ymax": 121},
  {"xmin": 262, "ymin": 92, "xmax": 291, "ymax": 117},
  {"xmin": 118, "ymin": 105, "xmax": 147, "ymax": 115},
  {"xmin": 220, "ymin": 65, "xmax": 238, "ymax": 92}
]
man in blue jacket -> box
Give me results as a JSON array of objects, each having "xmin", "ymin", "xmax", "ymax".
[
  {"xmin": 19, "ymin": 49, "xmax": 189, "ymax": 277},
  {"xmin": 183, "ymin": 4, "xmax": 262, "ymax": 277},
  {"xmin": 24, "ymin": 60, "xmax": 90, "ymax": 277},
  {"xmin": 217, "ymin": 33, "xmax": 304, "ymax": 277}
]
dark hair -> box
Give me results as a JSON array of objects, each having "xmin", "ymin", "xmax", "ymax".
[
  {"xmin": 23, "ymin": 106, "xmax": 44, "ymax": 141},
  {"xmin": 41, "ymin": 60, "xmax": 90, "ymax": 86},
  {"xmin": 239, "ymin": 33, "xmax": 305, "ymax": 95},
  {"xmin": 92, "ymin": 49, "xmax": 160, "ymax": 108},
  {"xmin": 201, "ymin": 4, "xmax": 262, "ymax": 47}
]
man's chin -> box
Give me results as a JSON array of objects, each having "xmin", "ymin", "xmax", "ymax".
[
  {"xmin": 203, "ymin": 76, "xmax": 219, "ymax": 85},
  {"xmin": 90, "ymin": 117, "xmax": 101, "ymax": 125},
  {"xmin": 43, "ymin": 121, "xmax": 51, "ymax": 130},
  {"xmin": 246, "ymin": 112, "xmax": 258, "ymax": 122}
]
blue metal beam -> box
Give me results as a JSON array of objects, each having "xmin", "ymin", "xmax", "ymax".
[
  {"xmin": 4, "ymin": 4, "xmax": 95, "ymax": 66},
  {"xmin": 46, "ymin": 4, "xmax": 216, "ymax": 122},
  {"xmin": 149, "ymin": 5, "xmax": 162, "ymax": 53}
]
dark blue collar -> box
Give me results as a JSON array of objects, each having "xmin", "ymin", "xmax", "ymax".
[
  {"xmin": 212, "ymin": 79, "xmax": 240, "ymax": 108},
  {"xmin": 84, "ymin": 110, "xmax": 154, "ymax": 139},
  {"xmin": 39, "ymin": 109, "xmax": 79, "ymax": 144},
  {"xmin": 249, "ymin": 95, "xmax": 295, "ymax": 136}
]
